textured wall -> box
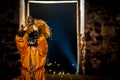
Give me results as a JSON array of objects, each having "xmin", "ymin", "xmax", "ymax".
[
  {"xmin": 82, "ymin": 0, "xmax": 120, "ymax": 75},
  {"xmin": 0, "ymin": 1, "xmax": 20, "ymax": 80}
]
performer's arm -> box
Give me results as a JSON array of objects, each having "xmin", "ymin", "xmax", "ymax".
[
  {"xmin": 33, "ymin": 24, "xmax": 48, "ymax": 56},
  {"xmin": 15, "ymin": 25, "xmax": 28, "ymax": 54},
  {"xmin": 36, "ymin": 35, "xmax": 48, "ymax": 68},
  {"xmin": 37, "ymin": 35, "xmax": 48, "ymax": 56}
]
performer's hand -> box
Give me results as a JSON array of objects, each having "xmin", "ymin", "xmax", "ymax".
[
  {"xmin": 33, "ymin": 25, "xmax": 38, "ymax": 31},
  {"xmin": 19, "ymin": 25, "xmax": 28, "ymax": 31},
  {"xmin": 23, "ymin": 26, "xmax": 28, "ymax": 31}
]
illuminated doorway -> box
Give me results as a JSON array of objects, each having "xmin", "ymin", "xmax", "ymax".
[{"xmin": 28, "ymin": 1, "xmax": 79, "ymax": 74}]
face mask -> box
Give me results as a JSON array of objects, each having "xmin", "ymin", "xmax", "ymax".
[{"xmin": 27, "ymin": 30, "xmax": 38, "ymax": 46}]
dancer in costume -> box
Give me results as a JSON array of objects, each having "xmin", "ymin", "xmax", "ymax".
[{"xmin": 15, "ymin": 16, "xmax": 51, "ymax": 80}]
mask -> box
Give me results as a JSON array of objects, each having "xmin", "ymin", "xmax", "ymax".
[{"xmin": 27, "ymin": 30, "xmax": 38, "ymax": 46}]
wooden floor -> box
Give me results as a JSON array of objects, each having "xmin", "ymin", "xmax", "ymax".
[{"xmin": 45, "ymin": 74, "xmax": 120, "ymax": 80}]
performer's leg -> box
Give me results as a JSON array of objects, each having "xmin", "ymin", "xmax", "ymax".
[
  {"xmin": 34, "ymin": 68, "xmax": 46, "ymax": 80},
  {"xmin": 21, "ymin": 69, "xmax": 31, "ymax": 80}
]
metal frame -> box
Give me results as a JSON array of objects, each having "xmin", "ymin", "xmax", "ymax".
[{"xmin": 19, "ymin": 0, "xmax": 85, "ymax": 74}]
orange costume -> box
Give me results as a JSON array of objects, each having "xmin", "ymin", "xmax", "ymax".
[{"xmin": 15, "ymin": 18, "xmax": 50, "ymax": 80}]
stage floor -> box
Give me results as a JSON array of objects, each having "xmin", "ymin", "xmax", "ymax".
[{"xmin": 45, "ymin": 74, "xmax": 120, "ymax": 80}]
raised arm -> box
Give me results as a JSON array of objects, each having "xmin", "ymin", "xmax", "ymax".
[
  {"xmin": 37, "ymin": 35, "xmax": 48, "ymax": 56},
  {"xmin": 15, "ymin": 25, "xmax": 28, "ymax": 55}
]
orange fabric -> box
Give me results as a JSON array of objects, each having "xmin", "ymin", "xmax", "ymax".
[
  {"xmin": 14, "ymin": 19, "xmax": 50, "ymax": 80},
  {"xmin": 15, "ymin": 33, "xmax": 48, "ymax": 80},
  {"xmin": 15, "ymin": 29, "xmax": 48, "ymax": 80}
]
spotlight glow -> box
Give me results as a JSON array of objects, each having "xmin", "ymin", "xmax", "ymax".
[
  {"xmin": 55, "ymin": 25, "xmax": 77, "ymax": 70},
  {"xmin": 72, "ymin": 63, "xmax": 75, "ymax": 67}
]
